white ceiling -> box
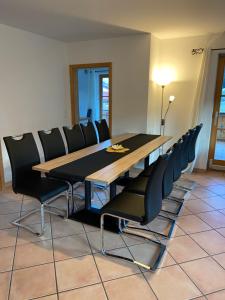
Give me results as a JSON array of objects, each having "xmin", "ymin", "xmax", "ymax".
[{"xmin": 0, "ymin": 0, "xmax": 225, "ymax": 42}]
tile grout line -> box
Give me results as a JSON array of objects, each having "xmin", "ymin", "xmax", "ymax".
[
  {"xmin": 82, "ymin": 221, "xmax": 110, "ymax": 300},
  {"xmin": 50, "ymin": 214, "xmax": 60, "ymax": 300},
  {"xmin": 120, "ymin": 233, "xmax": 159, "ymax": 300},
  {"xmin": 7, "ymin": 194, "xmax": 24, "ymax": 300}
]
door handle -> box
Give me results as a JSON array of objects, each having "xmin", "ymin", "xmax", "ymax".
[{"xmin": 214, "ymin": 111, "xmax": 219, "ymax": 126}]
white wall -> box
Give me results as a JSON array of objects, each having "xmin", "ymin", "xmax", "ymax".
[
  {"xmin": 0, "ymin": 24, "xmax": 68, "ymax": 182},
  {"xmin": 148, "ymin": 35, "xmax": 208, "ymax": 144},
  {"xmin": 66, "ymin": 34, "xmax": 151, "ymax": 135}
]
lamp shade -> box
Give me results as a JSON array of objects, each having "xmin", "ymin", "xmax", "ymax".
[
  {"xmin": 169, "ymin": 95, "xmax": 175, "ymax": 102},
  {"xmin": 153, "ymin": 67, "xmax": 175, "ymax": 86}
]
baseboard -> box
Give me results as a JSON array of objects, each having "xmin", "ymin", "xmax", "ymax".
[{"xmin": 193, "ymin": 168, "xmax": 207, "ymax": 173}]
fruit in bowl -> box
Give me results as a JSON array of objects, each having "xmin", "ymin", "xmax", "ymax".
[{"xmin": 111, "ymin": 144, "xmax": 124, "ymax": 150}]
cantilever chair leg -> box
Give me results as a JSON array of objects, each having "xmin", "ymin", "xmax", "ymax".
[
  {"xmin": 126, "ymin": 214, "xmax": 176, "ymax": 239},
  {"xmin": 100, "ymin": 213, "xmax": 166, "ymax": 271},
  {"xmin": 12, "ymin": 191, "xmax": 69, "ymax": 236}
]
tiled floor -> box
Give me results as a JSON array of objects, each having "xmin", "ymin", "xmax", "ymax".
[{"xmin": 1, "ymin": 170, "xmax": 225, "ymax": 299}]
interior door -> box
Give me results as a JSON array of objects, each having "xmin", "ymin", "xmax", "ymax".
[{"xmin": 208, "ymin": 55, "xmax": 225, "ymax": 168}]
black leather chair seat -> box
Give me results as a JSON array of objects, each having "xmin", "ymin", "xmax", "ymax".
[
  {"xmin": 101, "ymin": 192, "xmax": 145, "ymax": 223},
  {"xmin": 124, "ymin": 176, "xmax": 148, "ymax": 195},
  {"xmin": 16, "ymin": 178, "xmax": 68, "ymax": 203}
]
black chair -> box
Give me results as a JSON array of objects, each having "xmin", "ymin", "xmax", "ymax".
[
  {"xmin": 176, "ymin": 123, "xmax": 203, "ymax": 190},
  {"xmin": 80, "ymin": 121, "xmax": 98, "ymax": 147},
  {"xmin": 121, "ymin": 145, "xmax": 181, "ymax": 238},
  {"xmin": 100, "ymin": 154, "xmax": 169, "ymax": 271},
  {"xmin": 3, "ymin": 133, "xmax": 69, "ymax": 236},
  {"xmin": 63, "ymin": 124, "xmax": 85, "ymax": 153},
  {"xmin": 38, "ymin": 128, "xmax": 84, "ymax": 210},
  {"xmin": 95, "ymin": 119, "xmax": 110, "ymax": 142},
  {"xmin": 38, "ymin": 128, "xmax": 66, "ymax": 160}
]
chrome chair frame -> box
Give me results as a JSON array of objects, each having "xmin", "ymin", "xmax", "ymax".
[
  {"xmin": 12, "ymin": 190, "xmax": 69, "ymax": 236},
  {"xmin": 100, "ymin": 213, "xmax": 166, "ymax": 271}
]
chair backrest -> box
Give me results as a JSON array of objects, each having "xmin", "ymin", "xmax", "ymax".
[
  {"xmin": 188, "ymin": 123, "xmax": 203, "ymax": 163},
  {"xmin": 3, "ymin": 133, "xmax": 41, "ymax": 192},
  {"xmin": 63, "ymin": 124, "xmax": 85, "ymax": 153},
  {"xmin": 173, "ymin": 139, "xmax": 183, "ymax": 182},
  {"xmin": 80, "ymin": 121, "xmax": 97, "ymax": 147},
  {"xmin": 143, "ymin": 154, "xmax": 169, "ymax": 224},
  {"xmin": 95, "ymin": 119, "xmax": 110, "ymax": 142},
  {"xmin": 163, "ymin": 143, "xmax": 180, "ymax": 198},
  {"xmin": 38, "ymin": 128, "xmax": 66, "ymax": 161},
  {"xmin": 180, "ymin": 132, "xmax": 191, "ymax": 171}
]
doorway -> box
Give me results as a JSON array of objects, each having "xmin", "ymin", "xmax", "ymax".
[
  {"xmin": 208, "ymin": 55, "xmax": 225, "ymax": 168},
  {"xmin": 70, "ymin": 63, "xmax": 112, "ymax": 134}
]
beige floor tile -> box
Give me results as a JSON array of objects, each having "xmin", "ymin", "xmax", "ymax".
[
  {"xmin": 21, "ymin": 197, "xmax": 40, "ymax": 211},
  {"xmin": 191, "ymin": 188, "xmax": 216, "ymax": 199},
  {"xmin": 36, "ymin": 295, "xmax": 58, "ymax": 300},
  {"xmin": 213, "ymin": 253, "xmax": 225, "ymax": 269},
  {"xmin": 94, "ymin": 248, "xmax": 140, "ymax": 281},
  {"xmin": 0, "ymin": 272, "xmax": 11, "ymax": 300},
  {"xmin": 148, "ymin": 216, "xmax": 174, "ymax": 236},
  {"xmin": 59, "ymin": 283, "xmax": 107, "ymax": 300},
  {"xmin": 21, "ymin": 210, "xmax": 50, "ymax": 225},
  {"xmin": 145, "ymin": 264, "xmax": 201, "ymax": 300},
  {"xmin": 219, "ymin": 208, "xmax": 225, "ymax": 215},
  {"xmin": 0, "ymin": 246, "xmax": 15, "ymax": 272},
  {"xmin": 171, "ymin": 224, "xmax": 186, "ymax": 237},
  {"xmin": 198, "ymin": 211, "xmax": 225, "ymax": 229},
  {"xmin": 207, "ymin": 184, "xmax": 225, "ymax": 195},
  {"xmin": 56, "ymin": 255, "xmax": 101, "ymax": 292},
  {"xmin": 158, "ymin": 251, "xmax": 176, "ymax": 269},
  {"xmin": 122, "ymin": 231, "xmax": 155, "ymax": 246},
  {"xmin": 181, "ymin": 257, "xmax": 225, "ymax": 294},
  {"xmin": 0, "ymin": 213, "xmax": 20, "ymax": 230},
  {"xmin": 179, "ymin": 206, "xmax": 193, "ymax": 216},
  {"xmin": 177, "ymin": 215, "xmax": 211, "ymax": 234},
  {"xmin": 14, "ymin": 239, "xmax": 53, "ymax": 269},
  {"xmin": 203, "ymin": 196, "xmax": 225, "ymax": 210},
  {"xmin": 83, "ymin": 223, "xmax": 100, "ymax": 233},
  {"xmin": 104, "ymin": 274, "xmax": 156, "ymax": 300},
  {"xmin": 86, "ymin": 230, "xmax": 125, "ymax": 253},
  {"xmin": 168, "ymin": 235, "xmax": 207, "ymax": 263},
  {"xmin": 216, "ymin": 227, "xmax": 225, "ymax": 237},
  {"xmin": 128, "ymin": 242, "xmax": 166, "ymax": 269},
  {"xmin": 51, "ymin": 219, "xmax": 84, "ymax": 238},
  {"xmin": 184, "ymin": 199, "xmax": 214, "ymax": 213},
  {"xmin": 0, "ymin": 228, "xmax": 17, "ymax": 248},
  {"xmin": 206, "ymin": 290, "xmax": 225, "ymax": 300},
  {"xmin": 0, "ymin": 201, "xmax": 22, "ymax": 214},
  {"xmin": 17, "ymin": 223, "xmax": 52, "ymax": 245},
  {"xmin": 10, "ymin": 263, "xmax": 56, "ymax": 300},
  {"xmin": 191, "ymin": 230, "xmax": 225, "ymax": 255},
  {"xmin": 53, "ymin": 233, "xmax": 91, "ymax": 261}
]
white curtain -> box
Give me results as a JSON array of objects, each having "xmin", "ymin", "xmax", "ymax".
[{"xmin": 191, "ymin": 32, "xmax": 225, "ymax": 170}]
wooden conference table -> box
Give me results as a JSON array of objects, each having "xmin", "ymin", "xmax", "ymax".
[{"xmin": 33, "ymin": 133, "xmax": 171, "ymax": 229}]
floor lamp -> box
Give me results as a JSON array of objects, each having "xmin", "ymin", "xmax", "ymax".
[{"xmin": 153, "ymin": 68, "xmax": 174, "ymax": 135}]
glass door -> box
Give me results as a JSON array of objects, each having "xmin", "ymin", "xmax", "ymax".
[
  {"xmin": 99, "ymin": 75, "xmax": 109, "ymax": 125},
  {"xmin": 209, "ymin": 55, "xmax": 225, "ymax": 167}
]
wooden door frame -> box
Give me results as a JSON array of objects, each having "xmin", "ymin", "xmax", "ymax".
[
  {"xmin": 69, "ymin": 62, "xmax": 112, "ymax": 135},
  {"xmin": 208, "ymin": 54, "xmax": 225, "ymax": 167}
]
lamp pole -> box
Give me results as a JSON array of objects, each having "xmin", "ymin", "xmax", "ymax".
[{"xmin": 160, "ymin": 85, "xmax": 165, "ymax": 135}]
